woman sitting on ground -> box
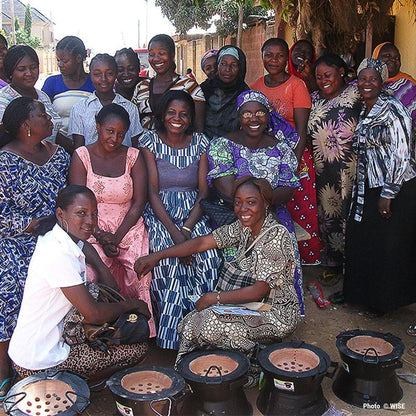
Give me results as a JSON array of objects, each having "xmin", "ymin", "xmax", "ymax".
[
  {"xmin": 9, "ymin": 185, "xmax": 150, "ymax": 380},
  {"xmin": 69, "ymin": 53, "xmax": 143, "ymax": 148},
  {"xmin": 135, "ymin": 176, "xmax": 300, "ymax": 364},
  {"xmin": 139, "ymin": 90, "xmax": 221, "ymax": 350},
  {"xmin": 69, "ymin": 103, "xmax": 155, "ymax": 337}
]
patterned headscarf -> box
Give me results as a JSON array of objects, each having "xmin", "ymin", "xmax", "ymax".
[
  {"xmin": 357, "ymin": 58, "xmax": 389, "ymax": 83},
  {"xmin": 201, "ymin": 49, "xmax": 218, "ymax": 71},
  {"xmin": 236, "ymin": 90, "xmax": 270, "ymax": 111}
]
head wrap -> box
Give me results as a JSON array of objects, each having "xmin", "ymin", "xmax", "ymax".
[
  {"xmin": 287, "ymin": 40, "xmax": 316, "ymax": 80},
  {"xmin": 371, "ymin": 42, "xmax": 392, "ymax": 59},
  {"xmin": 218, "ymin": 46, "xmax": 240, "ymax": 63},
  {"xmin": 201, "ymin": 49, "xmax": 218, "ymax": 71},
  {"xmin": 357, "ymin": 58, "xmax": 389, "ymax": 83},
  {"xmin": 236, "ymin": 90, "xmax": 270, "ymax": 112}
]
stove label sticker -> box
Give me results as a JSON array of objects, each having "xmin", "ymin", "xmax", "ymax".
[
  {"xmin": 274, "ymin": 378, "xmax": 295, "ymax": 392},
  {"xmin": 342, "ymin": 361, "xmax": 350, "ymax": 373},
  {"xmin": 116, "ymin": 401, "xmax": 134, "ymax": 416}
]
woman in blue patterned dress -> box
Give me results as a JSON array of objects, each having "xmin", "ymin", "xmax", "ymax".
[
  {"xmin": 140, "ymin": 90, "xmax": 221, "ymax": 350},
  {"xmin": 0, "ymin": 97, "xmax": 69, "ymax": 397},
  {"xmin": 207, "ymin": 90, "xmax": 305, "ymax": 315}
]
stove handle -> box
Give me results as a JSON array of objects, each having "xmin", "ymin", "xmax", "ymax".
[
  {"xmin": 325, "ymin": 361, "xmax": 338, "ymax": 378},
  {"xmin": 3, "ymin": 392, "xmax": 26, "ymax": 414},
  {"xmin": 150, "ymin": 396, "xmax": 172, "ymax": 416},
  {"xmin": 204, "ymin": 365, "xmax": 223, "ymax": 384},
  {"xmin": 362, "ymin": 348, "xmax": 379, "ymax": 364},
  {"xmin": 381, "ymin": 359, "xmax": 403, "ymax": 370}
]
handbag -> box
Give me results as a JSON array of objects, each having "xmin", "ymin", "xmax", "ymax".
[
  {"xmin": 200, "ymin": 190, "xmax": 237, "ymax": 227},
  {"xmin": 62, "ymin": 283, "xmax": 149, "ymax": 350}
]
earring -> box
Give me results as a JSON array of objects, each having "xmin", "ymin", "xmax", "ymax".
[
  {"xmin": 27, "ymin": 128, "xmax": 31, "ymax": 137},
  {"xmin": 62, "ymin": 219, "xmax": 69, "ymax": 234}
]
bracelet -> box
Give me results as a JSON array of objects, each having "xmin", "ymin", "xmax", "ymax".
[
  {"xmin": 182, "ymin": 226, "xmax": 192, "ymax": 233},
  {"xmin": 216, "ymin": 291, "xmax": 221, "ymax": 305}
]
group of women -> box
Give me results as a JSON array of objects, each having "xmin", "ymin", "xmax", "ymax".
[{"xmin": 0, "ymin": 31, "xmax": 415, "ymax": 397}]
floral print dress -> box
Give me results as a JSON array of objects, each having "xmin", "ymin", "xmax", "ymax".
[{"xmin": 308, "ymin": 83, "xmax": 362, "ymax": 267}]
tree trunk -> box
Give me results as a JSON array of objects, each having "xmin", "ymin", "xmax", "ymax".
[{"xmin": 237, "ymin": 2, "xmax": 243, "ymax": 48}]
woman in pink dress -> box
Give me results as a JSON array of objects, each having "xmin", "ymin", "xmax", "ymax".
[{"xmin": 69, "ymin": 103, "xmax": 155, "ymax": 337}]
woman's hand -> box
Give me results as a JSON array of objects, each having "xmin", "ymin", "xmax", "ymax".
[
  {"xmin": 103, "ymin": 243, "xmax": 120, "ymax": 258},
  {"xmin": 172, "ymin": 230, "xmax": 194, "ymax": 266},
  {"xmin": 378, "ymin": 197, "xmax": 392, "ymax": 219},
  {"xmin": 195, "ymin": 292, "xmax": 216, "ymax": 311},
  {"xmin": 95, "ymin": 230, "xmax": 117, "ymax": 245},
  {"xmin": 125, "ymin": 299, "xmax": 151, "ymax": 320},
  {"xmin": 134, "ymin": 254, "xmax": 159, "ymax": 277}
]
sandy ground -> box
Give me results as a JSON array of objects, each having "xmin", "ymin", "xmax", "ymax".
[{"xmin": 2, "ymin": 265, "xmax": 415, "ymax": 416}]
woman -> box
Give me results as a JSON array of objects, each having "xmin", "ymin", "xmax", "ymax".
[
  {"xmin": 115, "ymin": 47, "xmax": 146, "ymax": 101},
  {"xmin": 69, "ymin": 53, "xmax": 143, "ymax": 148},
  {"xmin": 372, "ymin": 42, "xmax": 416, "ymax": 140},
  {"xmin": 309, "ymin": 54, "xmax": 362, "ymax": 282},
  {"xmin": 288, "ymin": 39, "xmax": 317, "ymax": 93},
  {"xmin": 135, "ymin": 176, "xmax": 300, "ymax": 363},
  {"xmin": 0, "ymin": 97, "xmax": 70, "ymax": 397},
  {"xmin": 69, "ymin": 103, "xmax": 155, "ymax": 337},
  {"xmin": 0, "ymin": 45, "xmax": 62, "ymax": 143},
  {"xmin": 140, "ymin": 90, "xmax": 221, "ymax": 350},
  {"xmin": 207, "ymin": 90, "xmax": 305, "ymax": 315},
  {"xmin": 201, "ymin": 45, "xmax": 249, "ymax": 139},
  {"xmin": 344, "ymin": 58, "xmax": 416, "ymax": 314},
  {"xmin": 0, "ymin": 34, "xmax": 9, "ymax": 88},
  {"xmin": 250, "ymin": 37, "xmax": 321, "ymax": 266},
  {"xmin": 133, "ymin": 34, "xmax": 205, "ymax": 131},
  {"xmin": 8, "ymin": 185, "xmax": 150, "ymax": 379},
  {"xmin": 42, "ymin": 36, "xmax": 95, "ymax": 152},
  {"xmin": 201, "ymin": 49, "xmax": 218, "ymax": 80}
]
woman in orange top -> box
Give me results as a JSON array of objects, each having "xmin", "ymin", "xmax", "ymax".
[{"xmin": 250, "ymin": 38, "xmax": 321, "ymax": 265}]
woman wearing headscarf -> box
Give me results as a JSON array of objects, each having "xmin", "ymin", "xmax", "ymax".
[
  {"xmin": 201, "ymin": 45, "xmax": 249, "ymax": 139},
  {"xmin": 288, "ymin": 39, "xmax": 317, "ymax": 93},
  {"xmin": 200, "ymin": 49, "xmax": 218, "ymax": 80},
  {"xmin": 344, "ymin": 58, "xmax": 416, "ymax": 314},
  {"xmin": 372, "ymin": 42, "xmax": 416, "ymax": 150}
]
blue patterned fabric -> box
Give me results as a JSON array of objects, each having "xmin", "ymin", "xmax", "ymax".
[
  {"xmin": 140, "ymin": 131, "xmax": 221, "ymax": 349},
  {"xmin": 0, "ymin": 146, "xmax": 69, "ymax": 340}
]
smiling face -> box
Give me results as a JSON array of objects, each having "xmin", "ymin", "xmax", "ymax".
[
  {"xmin": 163, "ymin": 99, "xmax": 192, "ymax": 135},
  {"xmin": 218, "ymin": 55, "xmax": 239, "ymax": 84},
  {"xmin": 56, "ymin": 193, "xmax": 98, "ymax": 242},
  {"xmin": 291, "ymin": 40, "xmax": 314, "ymax": 68},
  {"xmin": 148, "ymin": 41, "xmax": 174, "ymax": 75},
  {"xmin": 96, "ymin": 114, "xmax": 128, "ymax": 152},
  {"xmin": 115, "ymin": 53, "xmax": 140, "ymax": 89},
  {"xmin": 11, "ymin": 55, "xmax": 39, "ymax": 90},
  {"xmin": 262, "ymin": 43, "xmax": 288, "ymax": 76},
  {"xmin": 315, "ymin": 62, "xmax": 345, "ymax": 99},
  {"xmin": 90, "ymin": 60, "xmax": 116, "ymax": 94},
  {"xmin": 378, "ymin": 44, "xmax": 400, "ymax": 78},
  {"xmin": 202, "ymin": 56, "xmax": 217, "ymax": 79},
  {"xmin": 25, "ymin": 101, "xmax": 53, "ymax": 139},
  {"xmin": 56, "ymin": 50, "xmax": 82, "ymax": 76},
  {"xmin": 234, "ymin": 183, "xmax": 268, "ymax": 235},
  {"xmin": 239, "ymin": 101, "xmax": 268, "ymax": 138},
  {"xmin": 357, "ymin": 67, "xmax": 383, "ymax": 107}
]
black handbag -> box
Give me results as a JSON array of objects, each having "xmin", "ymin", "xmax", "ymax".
[{"xmin": 200, "ymin": 190, "xmax": 237, "ymax": 227}]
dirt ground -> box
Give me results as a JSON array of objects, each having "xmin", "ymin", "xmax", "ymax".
[{"xmin": 2, "ymin": 265, "xmax": 416, "ymax": 416}]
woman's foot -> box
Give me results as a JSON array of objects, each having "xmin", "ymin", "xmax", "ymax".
[
  {"xmin": 318, "ymin": 268, "xmax": 343, "ymax": 287},
  {"xmin": 0, "ymin": 371, "xmax": 15, "ymax": 400},
  {"xmin": 406, "ymin": 324, "xmax": 416, "ymax": 337}
]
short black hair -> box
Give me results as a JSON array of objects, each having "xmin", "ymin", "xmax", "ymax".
[
  {"xmin": 95, "ymin": 103, "xmax": 131, "ymax": 131},
  {"xmin": 3, "ymin": 45, "xmax": 39, "ymax": 79},
  {"xmin": 148, "ymin": 34, "xmax": 175, "ymax": 57},
  {"xmin": 261, "ymin": 38, "xmax": 289, "ymax": 55},
  {"xmin": 114, "ymin": 47, "xmax": 140, "ymax": 69},
  {"xmin": 314, "ymin": 53, "xmax": 349, "ymax": 74},
  {"xmin": 90, "ymin": 53, "xmax": 117, "ymax": 72},
  {"xmin": 155, "ymin": 90, "xmax": 195, "ymax": 134}
]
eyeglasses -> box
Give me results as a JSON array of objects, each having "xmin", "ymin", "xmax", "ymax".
[{"xmin": 240, "ymin": 110, "xmax": 267, "ymax": 119}]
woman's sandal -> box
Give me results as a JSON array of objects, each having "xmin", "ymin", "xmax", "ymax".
[
  {"xmin": 406, "ymin": 324, "xmax": 416, "ymax": 337},
  {"xmin": 0, "ymin": 370, "xmax": 16, "ymax": 401},
  {"xmin": 318, "ymin": 271, "xmax": 342, "ymax": 287}
]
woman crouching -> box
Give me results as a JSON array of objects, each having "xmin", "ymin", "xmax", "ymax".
[
  {"xmin": 135, "ymin": 176, "xmax": 300, "ymax": 363},
  {"xmin": 9, "ymin": 185, "xmax": 150, "ymax": 380}
]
